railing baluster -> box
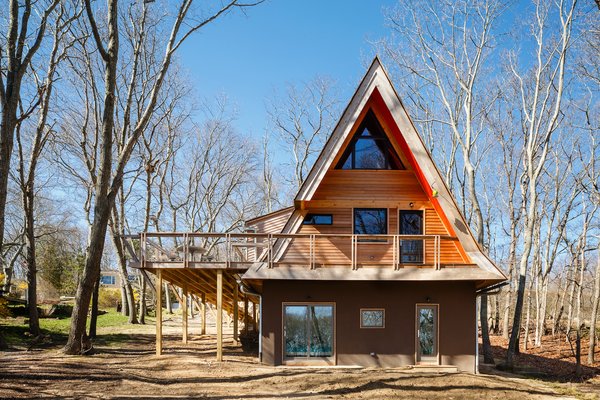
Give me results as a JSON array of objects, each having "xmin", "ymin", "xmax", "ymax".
[{"xmin": 267, "ymin": 234, "xmax": 273, "ymax": 268}]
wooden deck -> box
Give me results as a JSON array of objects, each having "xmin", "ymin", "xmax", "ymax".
[{"xmin": 125, "ymin": 231, "xmax": 480, "ymax": 362}]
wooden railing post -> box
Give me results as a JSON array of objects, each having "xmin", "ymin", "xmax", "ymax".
[
  {"xmin": 141, "ymin": 232, "xmax": 146, "ymax": 270},
  {"xmin": 351, "ymin": 235, "xmax": 357, "ymax": 270},
  {"xmin": 225, "ymin": 233, "xmax": 231, "ymax": 269},
  {"xmin": 309, "ymin": 234, "xmax": 315, "ymax": 270},
  {"xmin": 267, "ymin": 234, "xmax": 273, "ymax": 268}
]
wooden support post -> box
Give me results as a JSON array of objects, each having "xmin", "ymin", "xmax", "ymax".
[
  {"xmin": 182, "ymin": 284, "xmax": 188, "ymax": 344},
  {"xmin": 244, "ymin": 296, "xmax": 249, "ymax": 335},
  {"xmin": 216, "ymin": 270, "xmax": 223, "ymax": 362},
  {"xmin": 189, "ymin": 294, "xmax": 195, "ymax": 318},
  {"xmin": 252, "ymin": 301, "xmax": 257, "ymax": 332},
  {"xmin": 233, "ymin": 284, "xmax": 239, "ymax": 345},
  {"xmin": 156, "ymin": 270, "xmax": 163, "ymax": 356},
  {"xmin": 201, "ymin": 292, "xmax": 206, "ymax": 335}
]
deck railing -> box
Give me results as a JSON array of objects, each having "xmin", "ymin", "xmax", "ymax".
[{"xmin": 130, "ymin": 232, "xmax": 471, "ymax": 271}]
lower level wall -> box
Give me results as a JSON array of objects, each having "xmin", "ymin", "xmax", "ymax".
[{"xmin": 260, "ymin": 280, "xmax": 477, "ymax": 373}]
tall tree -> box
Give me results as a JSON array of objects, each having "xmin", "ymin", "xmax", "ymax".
[
  {"xmin": 266, "ymin": 77, "xmax": 338, "ymax": 192},
  {"xmin": 382, "ymin": 0, "xmax": 504, "ymax": 364},
  {"xmin": 505, "ymin": 0, "xmax": 577, "ymax": 368},
  {"xmin": 63, "ymin": 0, "xmax": 262, "ymax": 355},
  {"xmin": 15, "ymin": 3, "xmax": 78, "ymax": 335},
  {"xmin": 0, "ymin": 0, "xmax": 59, "ymax": 287}
]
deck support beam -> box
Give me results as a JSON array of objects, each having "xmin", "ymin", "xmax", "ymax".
[
  {"xmin": 216, "ymin": 270, "xmax": 223, "ymax": 362},
  {"xmin": 201, "ymin": 292, "xmax": 206, "ymax": 335},
  {"xmin": 156, "ymin": 270, "xmax": 163, "ymax": 356},
  {"xmin": 182, "ymin": 283, "xmax": 188, "ymax": 344},
  {"xmin": 252, "ymin": 301, "xmax": 257, "ymax": 332},
  {"xmin": 233, "ymin": 284, "xmax": 239, "ymax": 345},
  {"xmin": 244, "ymin": 296, "xmax": 249, "ymax": 335}
]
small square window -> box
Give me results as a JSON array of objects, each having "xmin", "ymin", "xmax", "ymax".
[
  {"xmin": 360, "ymin": 309, "xmax": 385, "ymax": 328},
  {"xmin": 303, "ymin": 214, "xmax": 333, "ymax": 225}
]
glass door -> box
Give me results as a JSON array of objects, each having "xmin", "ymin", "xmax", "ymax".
[
  {"xmin": 284, "ymin": 304, "xmax": 334, "ymax": 359},
  {"xmin": 416, "ymin": 304, "xmax": 438, "ymax": 363},
  {"xmin": 399, "ymin": 210, "xmax": 424, "ymax": 263}
]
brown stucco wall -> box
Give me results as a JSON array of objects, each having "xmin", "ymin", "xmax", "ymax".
[{"xmin": 260, "ymin": 280, "xmax": 477, "ymax": 373}]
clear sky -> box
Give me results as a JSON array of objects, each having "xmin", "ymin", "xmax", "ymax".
[{"xmin": 177, "ymin": 0, "xmax": 398, "ymax": 137}]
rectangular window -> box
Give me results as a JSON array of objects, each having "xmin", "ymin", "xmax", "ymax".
[
  {"xmin": 100, "ymin": 275, "xmax": 116, "ymax": 285},
  {"xmin": 302, "ymin": 214, "xmax": 333, "ymax": 225},
  {"xmin": 360, "ymin": 308, "xmax": 385, "ymax": 328},
  {"xmin": 354, "ymin": 208, "xmax": 387, "ymax": 242},
  {"xmin": 283, "ymin": 304, "xmax": 334, "ymax": 359},
  {"xmin": 399, "ymin": 210, "xmax": 424, "ymax": 263}
]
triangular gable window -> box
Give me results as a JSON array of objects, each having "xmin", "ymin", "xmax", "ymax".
[{"xmin": 336, "ymin": 110, "xmax": 404, "ymax": 170}]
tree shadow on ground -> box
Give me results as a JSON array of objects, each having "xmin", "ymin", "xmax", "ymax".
[{"xmin": 487, "ymin": 344, "xmax": 599, "ymax": 382}]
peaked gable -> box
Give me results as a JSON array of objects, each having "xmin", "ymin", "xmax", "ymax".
[
  {"xmin": 246, "ymin": 57, "xmax": 506, "ymax": 286},
  {"xmin": 336, "ymin": 110, "xmax": 404, "ymax": 170}
]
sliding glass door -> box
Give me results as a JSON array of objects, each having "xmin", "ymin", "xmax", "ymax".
[{"xmin": 284, "ymin": 304, "xmax": 334, "ymax": 359}]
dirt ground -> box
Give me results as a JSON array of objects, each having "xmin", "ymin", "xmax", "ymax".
[{"xmin": 0, "ymin": 318, "xmax": 598, "ymax": 399}]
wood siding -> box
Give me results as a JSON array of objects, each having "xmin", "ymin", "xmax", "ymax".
[{"xmin": 247, "ymin": 208, "xmax": 293, "ymax": 261}]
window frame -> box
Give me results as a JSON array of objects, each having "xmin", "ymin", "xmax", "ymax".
[
  {"xmin": 399, "ymin": 209, "xmax": 425, "ymax": 264},
  {"xmin": 360, "ymin": 308, "xmax": 385, "ymax": 329},
  {"xmin": 353, "ymin": 208, "xmax": 389, "ymax": 243},
  {"xmin": 100, "ymin": 275, "xmax": 116, "ymax": 285},
  {"xmin": 302, "ymin": 213, "xmax": 333, "ymax": 226},
  {"xmin": 282, "ymin": 302, "xmax": 336, "ymax": 365},
  {"xmin": 336, "ymin": 110, "xmax": 404, "ymax": 170}
]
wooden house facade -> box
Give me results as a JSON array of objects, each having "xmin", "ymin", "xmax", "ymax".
[
  {"xmin": 242, "ymin": 58, "xmax": 506, "ymax": 372},
  {"xmin": 134, "ymin": 57, "xmax": 506, "ymax": 374}
]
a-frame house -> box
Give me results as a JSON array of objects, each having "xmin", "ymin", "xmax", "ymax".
[{"xmin": 242, "ymin": 57, "xmax": 506, "ymax": 372}]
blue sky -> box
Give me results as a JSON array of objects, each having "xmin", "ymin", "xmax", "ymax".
[{"xmin": 178, "ymin": 0, "xmax": 398, "ymax": 137}]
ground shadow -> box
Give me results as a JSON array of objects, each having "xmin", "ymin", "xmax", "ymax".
[{"xmin": 486, "ymin": 343, "xmax": 599, "ymax": 382}]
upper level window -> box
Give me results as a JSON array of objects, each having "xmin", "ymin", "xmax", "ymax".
[
  {"xmin": 336, "ymin": 110, "xmax": 404, "ymax": 170},
  {"xmin": 303, "ymin": 214, "xmax": 333, "ymax": 225},
  {"xmin": 354, "ymin": 208, "xmax": 387, "ymax": 240}
]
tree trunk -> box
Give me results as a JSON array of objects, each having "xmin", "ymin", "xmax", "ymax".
[
  {"xmin": 120, "ymin": 285, "xmax": 128, "ymax": 315},
  {"xmin": 553, "ymin": 270, "xmax": 569, "ymax": 336},
  {"xmin": 524, "ymin": 285, "xmax": 531, "ymax": 350},
  {"xmin": 588, "ymin": 243, "xmax": 600, "ymax": 364},
  {"xmin": 23, "ymin": 185, "xmax": 40, "ymax": 336},
  {"xmin": 480, "ymin": 295, "xmax": 494, "ymax": 364},
  {"xmin": 89, "ymin": 276, "xmax": 100, "ymax": 339},
  {"xmin": 139, "ymin": 275, "xmax": 146, "ymax": 324},
  {"xmin": 507, "ymin": 192, "xmax": 537, "ymax": 367},
  {"xmin": 63, "ymin": 0, "xmax": 119, "ymax": 355},
  {"xmin": 110, "ymin": 224, "xmax": 137, "ymax": 324},
  {"xmin": 493, "ymin": 295, "xmax": 500, "ymax": 334}
]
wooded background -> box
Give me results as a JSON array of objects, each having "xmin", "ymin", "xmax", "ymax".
[{"xmin": 0, "ymin": 0, "xmax": 598, "ymax": 370}]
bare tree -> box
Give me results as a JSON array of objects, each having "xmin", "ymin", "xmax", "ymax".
[
  {"xmin": 63, "ymin": 0, "xmax": 262, "ymax": 355},
  {"xmin": 14, "ymin": 3, "xmax": 77, "ymax": 335},
  {"xmin": 382, "ymin": 0, "xmax": 505, "ymax": 364},
  {"xmin": 267, "ymin": 76, "xmax": 338, "ymax": 192},
  {"xmin": 163, "ymin": 98, "xmax": 258, "ymax": 240},
  {"xmin": 505, "ymin": 0, "xmax": 577, "ymax": 368},
  {"xmin": 0, "ymin": 0, "xmax": 60, "ymax": 288}
]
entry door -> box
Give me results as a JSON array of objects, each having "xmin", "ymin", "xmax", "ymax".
[
  {"xmin": 399, "ymin": 210, "xmax": 423, "ymax": 263},
  {"xmin": 416, "ymin": 304, "xmax": 438, "ymax": 363}
]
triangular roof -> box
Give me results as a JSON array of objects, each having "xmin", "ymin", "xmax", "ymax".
[{"xmin": 244, "ymin": 57, "xmax": 506, "ymax": 288}]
